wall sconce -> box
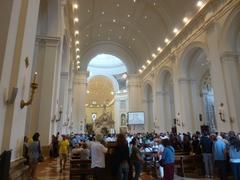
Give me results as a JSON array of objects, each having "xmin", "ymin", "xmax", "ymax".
[
  {"xmin": 218, "ymin": 103, "xmax": 225, "ymax": 122},
  {"xmin": 56, "ymin": 106, "xmax": 63, "ymax": 122},
  {"xmin": 20, "ymin": 72, "xmax": 38, "ymax": 109}
]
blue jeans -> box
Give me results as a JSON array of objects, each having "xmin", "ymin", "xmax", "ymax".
[
  {"xmin": 215, "ymin": 160, "xmax": 227, "ymax": 180},
  {"xmin": 117, "ymin": 162, "xmax": 129, "ymax": 180},
  {"xmin": 231, "ymin": 162, "xmax": 240, "ymax": 180},
  {"xmin": 203, "ymin": 153, "xmax": 213, "ymax": 176},
  {"xmin": 133, "ymin": 161, "xmax": 142, "ymax": 180}
]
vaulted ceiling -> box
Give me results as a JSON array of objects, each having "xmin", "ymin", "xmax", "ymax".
[{"xmin": 66, "ymin": 0, "xmax": 208, "ymax": 73}]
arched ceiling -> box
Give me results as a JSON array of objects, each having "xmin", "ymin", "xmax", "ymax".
[
  {"xmin": 67, "ymin": 0, "xmax": 207, "ymax": 73},
  {"xmin": 86, "ymin": 76, "xmax": 114, "ymax": 106}
]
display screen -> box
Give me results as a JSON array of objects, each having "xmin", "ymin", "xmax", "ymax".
[{"xmin": 128, "ymin": 112, "xmax": 145, "ymax": 124}]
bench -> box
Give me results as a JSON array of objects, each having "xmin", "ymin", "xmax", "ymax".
[
  {"xmin": 70, "ymin": 159, "xmax": 95, "ymax": 179},
  {"xmin": 175, "ymin": 154, "xmax": 197, "ymax": 177}
]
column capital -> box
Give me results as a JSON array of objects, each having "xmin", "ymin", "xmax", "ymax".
[
  {"xmin": 220, "ymin": 51, "xmax": 238, "ymax": 62},
  {"xmin": 61, "ymin": 72, "xmax": 69, "ymax": 79},
  {"xmin": 74, "ymin": 70, "xmax": 89, "ymax": 85},
  {"xmin": 156, "ymin": 91, "xmax": 167, "ymax": 96},
  {"xmin": 178, "ymin": 78, "xmax": 195, "ymax": 84},
  {"xmin": 36, "ymin": 35, "xmax": 61, "ymax": 47}
]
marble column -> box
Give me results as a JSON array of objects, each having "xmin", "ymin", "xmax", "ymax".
[
  {"xmin": 128, "ymin": 74, "xmax": 141, "ymax": 111},
  {"xmin": 57, "ymin": 72, "xmax": 69, "ymax": 134},
  {"xmin": 36, "ymin": 36, "xmax": 61, "ymax": 146},
  {"xmin": 1, "ymin": 0, "xmax": 40, "ymax": 159},
  {"xmin": 72, "ymin": 71, "xmax": 88, "ymax": 133},
  {"xmin": 221, "ymin": 52, "xmax": 240, "ymax": 131},
  {"xmin": 155, "ymin": 91, "xmax": 167, "ymax": 132},
  {"xmin": 178, "ymin": 78, "xmax": 195, "ymax": 132}
]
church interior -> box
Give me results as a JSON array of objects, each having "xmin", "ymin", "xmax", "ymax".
[{"xmin": 0, "ymin": 0, "xmax": 240, "ymax": 179}]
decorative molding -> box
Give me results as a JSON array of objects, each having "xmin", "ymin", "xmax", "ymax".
[
  {"xmin": 220, "ymin": 51, "xmax": 239, "ymax": 62},
  {"xmin": 36, "ymin": 35, "xmax": 61, "ymax": 47},
  {"xmin": 140, "ymin": 0, "xmax": 237, "ymax": 80},
  {"xmin": 61, "ymin": 72, "xmax": 69, "ymax": 78}
]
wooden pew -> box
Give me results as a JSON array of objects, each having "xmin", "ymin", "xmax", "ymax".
[
  {"xmin": 175, "ymin": 154, "xmax": 197, "ymax": 177},
  {"xmin": 70, "ymin": 158, "xmax": 95, "ymax": 179}
]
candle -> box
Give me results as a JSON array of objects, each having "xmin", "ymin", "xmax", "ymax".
[{"xmin": 33, "ymin": 72, "xmax": 38, "ymax": 83}]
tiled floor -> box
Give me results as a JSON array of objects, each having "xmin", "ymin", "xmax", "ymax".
[{"xmin": 35, "ymin": 158, "xmax": 212, "ymax": 180}]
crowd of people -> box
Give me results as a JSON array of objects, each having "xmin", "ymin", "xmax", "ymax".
[{"xmin": 23, "ymin": 130, "xmax": 240, "ymax": 180}]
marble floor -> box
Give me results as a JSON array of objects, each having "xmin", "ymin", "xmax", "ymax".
[{"xmin": 35, "ymin": 158, "xmax": 213, "ymax": 180}]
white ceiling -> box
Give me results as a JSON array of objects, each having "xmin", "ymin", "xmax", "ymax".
[{"xmin": 68, "ymin": 0, "xmax": 207, "ymax": 73}]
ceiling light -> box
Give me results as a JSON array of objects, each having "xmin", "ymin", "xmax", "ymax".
[
  {"xmin": 102, "ymin": 11, "xmax": 105, "ymax": 15},
  {"xmin": 87, "ymin": 9, "xmax": 90, "ymax": 13},
  {"xmin": 153, "ymin": 2, "xmax": 156, "ymax": 6},
  {"xmin": 86, "ymin": 90, "xmax": 90, "ymax": 94},
  {"xmin": 75, "ymin": 40, "xmax": 79, "ymax": 45},
  {"xmin": 122, "ymin": 73, "xmax": 127, "ymax": 79},
  {"xmin": 77, "ymin": 65, "xmax": 80, "ymax": 69},
  {"xmin": 123, "ymin": 26, "xmax": 126, "ymax": 29},
  {"xmin": 116, "ymin": 3, "xmax": 120, "ymax": 7},
  {"xmin": 76, "ymin": 55, "xmax": 80, "ymax": 59},
  {"xmin": 99, "ymin": 24, "xmax": 102, "ymax": 27},
  {"xmin": 147, "ymin": 60, "xmax": 151, "ymax": 64},
  {"xmin": 142, "ymin": 65, "xmax": 146, "ymax": 69},
  {"xmin": 86, "ymin": 34, "xmax": 89, "ymax": 37},
  {"xmin": 127, "ymin": 14, "xmax": 131, "ymax": 18},
  {"xmin": 144, "ymin": 16, "xmax": 147, "ymax": 19},
  {"xmin": 152, "ymin": 53, "xmax": 156, "ymax": 58},
  {"xmin": 113, "ymin": 19, "xmax": 116, "ymax": 22},
  {"xmin": 74, "ymin": 17, "xmax": 79, "ymax": 23},
  {"xmin": 73, "ymin": 4, "xmax": 78, "ymax": 10},
  {"xmin": 76, "ymin": 48, "xmax": 80, "ymax": 52},
  {"xmin": 157, "ymin": 47, "xmax": 162, "ymax": 52},
  {"xmin": 132, "ymin": 38, "xmax": 135, "ymax": 41},
  {"xmin": 133, "ymin": 0, "xmax": 136, "ymax": 2},
  {"xmin": 183, "ymin": 17, "xmax": 189, "ymax": 24},
  {"xmin": 111, "ymin": 91, "xmax": 114, "ymax": 95},
  {"xmin": 138, "ymin": 69, "xmax": 143, "ymax": 73},
  {"xmin": 196, "ymin": 1, "xmax": 203, "ymax": 7},
  {"xmin": 75, "ymin": 30, "xmax": 79, "ymax": 36},
  {"xmin": 173, "ymin": 28, "xmax": 179, "ymax": 34},
  {"xmin": 164, "ymin": 38, "xmax": 170, "ymax": 44},
  {"xmin": 77, "ymin": 61, "xmax": 80, "ymax": 64}
]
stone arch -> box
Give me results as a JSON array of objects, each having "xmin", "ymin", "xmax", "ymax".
[
  {"xmin": 80, "ymin": 42, "xmax": 137, "ymax": 74},
  {"xmin": 143, "ymin": 81, "xmax": 154, "ymax": 132},
  {"xmin": 220, "ymin": 4, "xmax": 240, "ymax": 53},
  {"xmin": 179, "ymin": 41, "xmax": 209, "ymax": 78},
  {"xmin": 156, "ymin": 67, "xmax": 175, "ymax": 131},
  {"xmin": 178, "ymin": 41, "xmax": 213, "ymax": 132}
]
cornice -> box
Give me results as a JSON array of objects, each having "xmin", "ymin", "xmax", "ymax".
[
  {"xmin": 220, "ymin": 51, "xmax": 239, "ymax": 62},
  {"xmin": 140, "ymin": 0, "xmax": 237, "ymax": 80},
  {"xmin": 36, "ymin": 35, "xmax": 61, "ymax": 47}
]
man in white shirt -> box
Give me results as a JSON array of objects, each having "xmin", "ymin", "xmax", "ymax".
[{"xmin": 91, "ymin": 134, "xmax": 108, "ymax": 180}]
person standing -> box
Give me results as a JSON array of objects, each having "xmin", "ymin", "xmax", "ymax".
[
  {"xmin": 59, "ymin": 135, "xmax": 69, "ymax": 172},
  {"xmin": 130, "ymin": 138, "xmax": 144, "ymax": 180},
  {"xmin": 200, "ymin": 132, "xmax": 213, "ymax": 178},
  {"xmin": 28, "ymin": 133, "xmax": 40, "ymax": 179},
  {"xmin": 111, "ymin": 134, "xmax": 130, "ymax": 180},
  {"xmin": 212, "ymin": 134, "xmax": 227, "ymax": 180},
  {"xmin": 91, "ymin": 134, "xmax": 108, "ymax": 180},
  {"xmin": 161, "ymin": 138, "xmax": 175, "ymax": 180},
  {"xmin": 228, "ymin": 131, "xmax": 240, "ymax": 180}
]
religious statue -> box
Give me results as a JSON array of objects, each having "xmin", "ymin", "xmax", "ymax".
[{"xmin": 93, "ymin": 104, "xmax": 115, "ymax": 134}]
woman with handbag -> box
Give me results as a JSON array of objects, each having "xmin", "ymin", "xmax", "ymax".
[{"xmin": 161, "ymin": 138, "xmax": 175, "ymax": 180}]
